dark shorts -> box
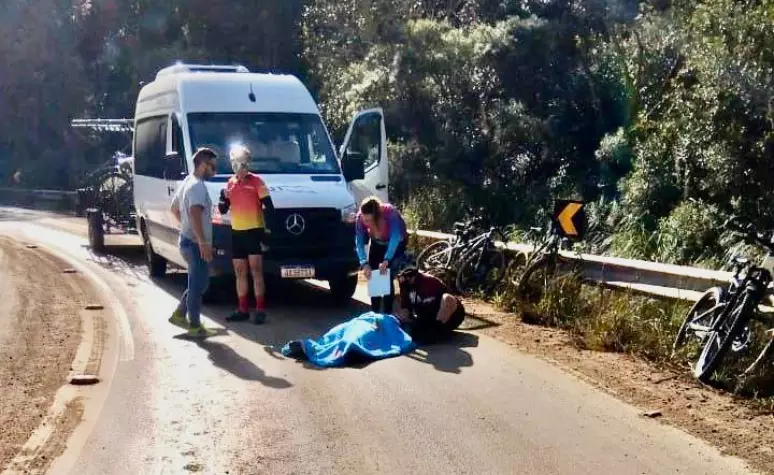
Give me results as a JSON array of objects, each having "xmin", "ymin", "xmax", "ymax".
[
  {"xmin": 231, "ymin": 228, "xmax": 265, "ymax": 260},
  {"xmin": 406, "ymin": 301, "xmax": 466, "ymax": 345}
]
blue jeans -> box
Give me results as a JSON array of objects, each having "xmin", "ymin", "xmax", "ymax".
[{"xmin": 177, "ymin": 236, "xmax": 210, "ymax": 328}]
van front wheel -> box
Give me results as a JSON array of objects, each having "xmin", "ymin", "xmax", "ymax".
[
  {"xmin": 143, "ymin": 231, "xmax": 167, "ymax": 278},
  {"xmin": 328, "ymin": 275, "xmax": 358, "ymax": 305}
]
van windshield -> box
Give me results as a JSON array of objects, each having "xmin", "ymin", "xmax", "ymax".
[{"xmin": 187, "ymin": 112, "xmax": 340, "ymax": 175}]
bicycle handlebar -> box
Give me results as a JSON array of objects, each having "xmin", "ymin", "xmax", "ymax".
[{"xmin": 724, "ymin": 216, "xmax": 774, "ymax": 254}]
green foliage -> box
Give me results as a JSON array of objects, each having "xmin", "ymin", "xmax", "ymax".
[
  {"xmin": 0, "ymin": 0, "xmax": 307, "ymax": 189},
  {"xmin": 655, "ymin": 201, "xmax": 724, "ymax": 266},
  {"xmin": 4, "ymin": 0, "xmax": 774, "ymax": 269},
  {"xmin": 400, "ymin": 185, "xmax": 466, "ymax": 231}
]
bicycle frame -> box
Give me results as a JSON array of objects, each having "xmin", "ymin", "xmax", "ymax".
[
  {"xmin": 420, "ymin": 224, "xmax": 487, "ymax": 270},
  {"xmin": 522, "ymin": 223, "xmax": 574, "ymax": 271},
  {"xmin": 458, "ymin": 227, "xmax": 503, "ymax": 269}
]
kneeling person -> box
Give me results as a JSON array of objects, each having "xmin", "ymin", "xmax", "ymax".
[
  {"xmin": 218, "ymin": 145, "xmax": 273, "ymax": 324},
  {"xmin": 397, "ymin": 267, "xmax": 465, "ymax": 344}
]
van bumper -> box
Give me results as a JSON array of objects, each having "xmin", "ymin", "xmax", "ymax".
[{"xmin": 209, "ymin": 224, "xmax": 360, "ymax": 281}]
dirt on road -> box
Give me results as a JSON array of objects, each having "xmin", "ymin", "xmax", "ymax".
[{"xmin": 0, "ymin": 236, "xmax": 91, "ymax": 471}]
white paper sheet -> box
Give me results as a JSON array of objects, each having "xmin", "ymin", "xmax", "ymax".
[{"xmin": 368, "ymin": 270, "xmax": 392, "ymax": 298}]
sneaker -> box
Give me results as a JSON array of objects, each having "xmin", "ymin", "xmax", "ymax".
[
  {"xmin": 187, "ymin": 326, "xmax": 216, "ymax": 339},
  {"xmin": 226, "ymin": 311, "xmax": 250, "ymax": 322},
  {"xmin": 285, "ymin": 340, "xmax": 306, "ymax": 359},
  {"xmin": 168, "ymin": 310, "xmax": 189, "ymax": 329},
  {"xmin": 252, "ymin": 310, "xmax": 267, "ymax": 325}
]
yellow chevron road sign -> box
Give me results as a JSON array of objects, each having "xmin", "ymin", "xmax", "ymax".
[{"xmin": 552, "ymin": 200, "xmax": 586, "ymax": 239}]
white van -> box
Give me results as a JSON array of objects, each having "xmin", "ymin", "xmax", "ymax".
[{"xmin": 132, "ymin": 63, "xmax": 388, "ymax": 302}]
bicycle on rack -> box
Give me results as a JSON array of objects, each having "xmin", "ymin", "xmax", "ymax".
[
  {"xmin": 514, "ymin": 220, "xmax": 583, "ymax": 304},
  {"xmin": 672, "ymin": 217, "xmax": 774, "ymax": 382},
  {"xmin": 415, "ymin": 217, "xmax": 508, "ymax": 295}
]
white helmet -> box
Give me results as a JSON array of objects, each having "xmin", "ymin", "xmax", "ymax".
[{"xmin": 229, "ymin": 145, "xmax": 251, "ymax": 173}]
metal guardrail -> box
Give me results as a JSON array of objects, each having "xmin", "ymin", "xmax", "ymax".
[
  {"xmin": 409, "ymin": 229, "xmax": 739, "ymax": 303},
  {"xmin": 0, "ymin": 187, "xmax": 78, "ymax": 213},
  {"xmin": 0, "ymin": 189, "xmax": 745, "ymax": 303}
]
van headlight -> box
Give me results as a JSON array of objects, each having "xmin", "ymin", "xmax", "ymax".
[{"xmin": 341, "ymin": 203, "xmax": 357, "ymax": 224}]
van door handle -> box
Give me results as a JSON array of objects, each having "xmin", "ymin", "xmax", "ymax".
[
  {"xmin": 167, "ymin": 186, "xmax": 174, "ymax": 195},
  {"xmin": 375, "ymin": 184, "xmax": 386, "ymax": 190}
]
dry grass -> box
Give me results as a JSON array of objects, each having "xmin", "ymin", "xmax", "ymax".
[{"xmin": 493, "ymin": 274, "xmax": 688, "ymax": 363}]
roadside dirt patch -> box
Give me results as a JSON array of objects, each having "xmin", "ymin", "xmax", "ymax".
[
  {"xmin": 460, "ymin": 298, "xmax": 774, "ymax": 474},
  {"xmin": 0, "ymin": 236, "xmax": 88, "ymax": 471}
]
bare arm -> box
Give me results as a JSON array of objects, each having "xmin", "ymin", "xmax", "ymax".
[
  {"xmin": 170, "ymin": 191, "xmax": 182, "ymax": 223},
  {"xmin": 171, "ymin": 203, "xmax": 181, "ymax": 223},
  {"xmin": 436, "ymin": 294, "xmax": 459, "ymax": 323}
]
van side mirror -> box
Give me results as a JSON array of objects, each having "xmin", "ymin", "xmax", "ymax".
[
  {"xmin": 164, "ymin": 151, "xmax": 184, "ymax": 178},
  {"xmin": 342, "ymin": 150, "xmax": 365, "ymax": 182}
]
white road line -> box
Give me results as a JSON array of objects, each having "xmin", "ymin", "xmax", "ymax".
[{"xmin": 20, "ymin": 224, "xmax": 135, "ymax": 362}]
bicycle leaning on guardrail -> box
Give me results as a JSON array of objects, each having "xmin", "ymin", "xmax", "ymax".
[
  {"xmin": 415, "ymin": 217, "xmax": 508, "ymax": 295},
  {"xmin": 672, "ymin": 217, "xmax": 774, "ymax": 383},
  {"xmin": 513, "ymin": 221, "xmax": 583, "ymax": 304}
]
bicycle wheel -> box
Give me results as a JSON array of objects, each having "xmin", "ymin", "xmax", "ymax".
[
  {"xmin": 517, "ymin": 256, "xmax": 553, "ymax": 303},
  {"xmin": 416, "ymin": 241, "xmax": 452, "ymax": 273},
  {"xmin": 694, "ymin": 293, "xmax": 755, "ymax": 383},
  {"xmin": 507, "ymin": 252, "xmax": 529, "ymax": 287},
  {"xmin": 672, "ymin": 287, "xmax": 724, "ymax": 358},
  {"xmin": 455, "ymin": 247, "xmax": 507, "ymax": 295}
]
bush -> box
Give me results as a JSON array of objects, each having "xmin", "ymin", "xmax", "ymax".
[
  {"xmin": 399, "ymin": 186, "xmax": 466, "ymax": 231},
  {"xmin": 654, "ymin": 201, "xmax": 724, "ymax": 266}
]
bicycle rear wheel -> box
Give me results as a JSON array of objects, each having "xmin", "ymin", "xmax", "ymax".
[
  {"xmin": 455, "ymin": 247, "xmax": 507, "ymax": 295},
  {"xmin": 694, "ymin": 293, "xmax": 755, "ymax": 383},
  {"xmin": 517, "ymin": 256, "xmax": 553, "ymax": 304}
]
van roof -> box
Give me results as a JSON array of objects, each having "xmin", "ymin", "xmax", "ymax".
[{"xmin": 135, "ymin": 67, "xmax": 320, "ymax": 119}]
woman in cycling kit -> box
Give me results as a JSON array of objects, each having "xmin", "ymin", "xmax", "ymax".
[{"xmin": 355, "ymin": 196, "xmax": 408, "ymax": 313}]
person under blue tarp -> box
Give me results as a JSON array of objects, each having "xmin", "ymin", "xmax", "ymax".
[
  {"xmin": 280, "ymin": 312, "xmax": 416, "ymax": 368},
  {"xmin": 280, "ymin": 268, "xmax": 467, "ymax": 368}
]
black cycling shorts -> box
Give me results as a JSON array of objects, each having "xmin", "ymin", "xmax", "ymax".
[{"xmin": 231, "ymin": 228, "xmax": 265, "ymax": 259}]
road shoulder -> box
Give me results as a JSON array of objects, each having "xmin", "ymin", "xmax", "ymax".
[
  {"xmin": 0, "ymin": 236, "xmax": 109, "ymax": 474},
  {"xmin": 461, "ymin": 298, "xmax": 774, "ymax": 474}
]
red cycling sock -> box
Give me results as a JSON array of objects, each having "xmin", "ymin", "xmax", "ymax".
[
  {"xmin": 255, "ymin": 295, "xmax": 266, "ymax": 310},
  {"xmin": 238, "ymin": 296, "xmax": 249, "ymax": 313}
]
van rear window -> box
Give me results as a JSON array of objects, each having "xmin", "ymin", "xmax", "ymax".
[{"xmin": 187, "ymin": 112, "xmax": 340, "ymax": 175}]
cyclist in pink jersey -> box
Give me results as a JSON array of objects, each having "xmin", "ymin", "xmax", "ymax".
[{"xmin": 355, "ymin": 196, "xmax": 408, "ymax": 313}]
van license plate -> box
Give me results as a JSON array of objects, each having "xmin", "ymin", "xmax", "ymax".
[{"xmin": 280, "ymin": 266, "xmax": 315, "ymax": 279}]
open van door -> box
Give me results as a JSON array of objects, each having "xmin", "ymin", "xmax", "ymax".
[{"xmin": 339, "ymin": 108, "xmax": 389, "ymax": 204}]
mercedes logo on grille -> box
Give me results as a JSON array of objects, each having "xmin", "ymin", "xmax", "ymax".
[{"xmin": 285, "ymin": 213, "xmax": 306, "ymax": 236}]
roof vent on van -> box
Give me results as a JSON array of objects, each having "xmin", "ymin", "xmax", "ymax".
[{"xmin": 155, "ymin": 63, "xmax": 250, "ymax": 80}]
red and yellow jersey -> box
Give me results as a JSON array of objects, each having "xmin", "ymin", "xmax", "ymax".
[{"xmin": 225, "ymin": 173, "xmax": 270, "ymax": 231}]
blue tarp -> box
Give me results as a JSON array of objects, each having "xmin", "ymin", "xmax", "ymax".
[{"xmin": 280, "ymin": 312, "xmax": 416, "ymax": 368}]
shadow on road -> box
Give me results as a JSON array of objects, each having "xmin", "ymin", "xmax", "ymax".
[
  {"xmin": 75, "ymin": 240, "xmax": 479, "ymax": 376},
  {"xmin": 405, "ymin": 332, "xmax": 478, "ymax": 374},
  {"xmin": 84, "ymin": 245, "xmax": 148, "ymax": 281},
  {"xmin": 174, "ymin": 336, "xmax": 294, "ymax": 388},
  {"xmin": 156, "ymin": 271, "xmax": 371, "ymax": 351}
]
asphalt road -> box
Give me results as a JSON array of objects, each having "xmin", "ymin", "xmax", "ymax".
[{"xmin": 0, "ymin": 207, "xmax": 758, "ymax": 475}]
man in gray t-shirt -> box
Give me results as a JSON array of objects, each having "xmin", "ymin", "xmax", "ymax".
[
  {"xmin": 173, "ymin": 173, "xmax": 213, "ymax": 246},
  {"xmin": 169, "ymin": 148, "xmax": 218, "ymax": 337}
]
